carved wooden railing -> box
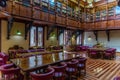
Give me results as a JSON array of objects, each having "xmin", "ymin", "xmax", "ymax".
[
  {"xmin": 1, "ymin": 1, "xmax": 120, "ymax": 30},
  {"xmin": 1, "ymin": 1, "xmax": 80, "ymax": 29}
]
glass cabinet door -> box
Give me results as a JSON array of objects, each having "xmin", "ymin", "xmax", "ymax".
[
  {"xmin": 96, "ymin": 11, "xmax": 100, "ymax": 21},
  {"xmin": 108, "ymin": 7, "xmax": 114, "ymax": 17},
  {"xmin": 101, "ymin": 10, "xmax": 106, "ymax": 20}
]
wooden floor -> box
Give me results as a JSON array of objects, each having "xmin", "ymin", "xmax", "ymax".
[{"xmin": 78, "ymin": 53, "xmax": 120, "ymax": 80}]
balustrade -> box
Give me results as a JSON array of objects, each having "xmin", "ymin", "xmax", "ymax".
[{"xmin": 1, "ymin": 0, "xmax": 120, "ymax": 30}]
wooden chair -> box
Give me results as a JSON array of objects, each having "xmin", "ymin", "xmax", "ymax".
[
  {"xmin": 30, "ymin": 67, "xmax": 55, "ymax": 80},
  {"xmin": 52, "ymin": 62, "xmax": 67, "ymax": 80},
  {"xmin": 66, "ymin": 59, "xmax": 79, "ymax": 80},
  {"xmin": 0, "ymin": 63, "xmax": 24, "ymax": 80}
]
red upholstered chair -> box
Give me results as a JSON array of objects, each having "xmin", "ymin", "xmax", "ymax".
[
  {"xmin": 30, "ymin": 67, "xmax": 55, "ymax": 80},
  {"xmin": 113, "ymin": 76, "xmax": 120, "ymax": 80},
  {"xmin": 88, "ymin": 50, "xmax": 97, "ymax": 59},
  {"xmin": 52, "ymin": 62, "xmax": 67, "ymax": 80},
  {"xmin": 104, "ymin": 52, "xmax": 112, "ymax": 59},
  {"xmin": 105, "ymin": 48, "xmax": 116, "ymax": 59},
  {"xmin": 66, "ymin": 59, "xmax": 79, "ymax": 80},
  {"xmin": 104, "ymin": 48, "xmax": 116, "ymax": 59},
  {"xmin": 75, "ymin": 46, "xmax": 82, "ymax": 52},
  {"xmin": 80, "ymin": 46, "xmax": 89, "ymax": 57},
  {"xmin": 36, "ymin": 49, "xmax": 45, "ymax": 52},
  {"xmin": 0, "ymin": 52, "xmax": 9, "ymax": 66},
  {"xmin": 77, "ymin": 58, "xmax": 87, "ymax": 76},
  {"xmin": 29, "ymin": 49, "xmax": 37, "ymax": 52},
  {"xmin": 0, "ymin": 63, "xmax": 24, "ymax": 80},
  {"xmin": 81, "ymin": 46, "xmax": 89, "ymax": 52}
]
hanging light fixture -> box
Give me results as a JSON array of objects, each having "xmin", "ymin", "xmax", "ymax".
[
  {"xmin": 88, "ymin": 36, "xmax": 92, "ymax": 41},
  {"xmin": 16, "ymin": 30, "xmax": 21, "ymax": 35}
]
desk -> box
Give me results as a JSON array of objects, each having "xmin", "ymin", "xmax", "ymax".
[{"xmin": 11, "ymin": 52, "xmax": 80, "ymax": 80}]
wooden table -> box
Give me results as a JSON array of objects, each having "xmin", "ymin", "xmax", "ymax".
[{"xmin": 11, "ymin": 52, "xmax": 81, "ymax": 80}]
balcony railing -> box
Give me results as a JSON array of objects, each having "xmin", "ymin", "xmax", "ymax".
[{"xmin": 1, "ymin": 0, "xmax": 120, "ymax": 30}]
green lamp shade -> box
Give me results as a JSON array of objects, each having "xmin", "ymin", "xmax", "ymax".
[{"xmin": 16, "ymin": 30, "xmax": 21, "ymax": 35}]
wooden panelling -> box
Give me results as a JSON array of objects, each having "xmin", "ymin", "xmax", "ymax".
[
  {"xmin": 20, "ymin": 5, "xmax": 32, "ymax": 18},
  {"xmin": 5, "ymin": 1, "xmax": 12, "ymax": 13},
  {"xmin": 115, "ymin": 20, "xmax": 120, "ymax": 28},
  {"xmin": 2, "ymin": 1, "xmax": 120, "ymax": 30},
  {"xmin": 95, "ymin": 22, "xmax": 101, "ymax": 29},
  {"xmin": 84, "ymin": 23, "xmax": 89, "ymax": 29},
  {"xmin": 67, "ymin": 19, "xmax": 70, "ymax": 26},
  {"xmin": 73, "ymin": 20, "xmax": 78, "ymax": 27},
  {"xmin": 33, "ymin": 8, "xmax": 41, "ymax": 20},
  {"xmin": 67, "ymin": 19, "xmax": 78, "ymax": 27},
  {"xmin": 89, "ymin": 23, "xmax": 94, "ymax": 29},
  {"xmin": 25, "ymin": 7, "xmax": 32, "ymax": 18},
  {"xmin": 41, "ymin": 12, "xmax": 48, "ymax": 21},
  {"xmin": 78, "ymin": 22, "xmax": 81, "ymax": 27},
  {"xmin": 49, "ymin": 14, "xmax": 55, "ymax": 23},
  {"xmin": 56, "ymin": 15, "xmax": 61, "ymax": 24},
  {"xmin": 81, "ymin": 23, "xmax": 86, "ymax": 29},
  {"xmin": 11, "ymin": 2, "xmax": 32, "ymax": 18},
  {"xmin": 12, "ymin": 3, "xmax": 20, "ymax": 15},
  {"xmin": 61, "ymin": 17, "xmax": 66, "ymax": 25},
  {"xmin": 107, "ymin": 20, "xmax": 115, "ymax": 28},
  {"xmin": 101, "ymin": 21, "xmax": 107, "ymax": 29},
  {"xmin": 91, "ymin": 23, "xmax": 95, "ymax": 29},
  {"xmin": 20, "ymin": 6, "xmax": 27, "ymax": 17}
]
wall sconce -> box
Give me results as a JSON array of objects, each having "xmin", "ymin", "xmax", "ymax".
[
  {"xmin": 88, "ymin": 36, "xmax": 92, "ymax": 41},
  {"xmin": 16, "ymin": 30, "xmax": 21, "ymax": 35}
]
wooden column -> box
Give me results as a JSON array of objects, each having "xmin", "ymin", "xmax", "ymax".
[
  {"xmin": 7, "ymin": 17, "xmax": 14, "ymax": 39},
  {"xmin": 93, "ymin": 30, "xmax": 98, "ymax": 41},
  {"xmin": 106, "ymin": 30, "xmax": 110, "ymax": 41},
  {"xmin": 25, "ymin": 21, "xmax": 33, "ymax": 40}
]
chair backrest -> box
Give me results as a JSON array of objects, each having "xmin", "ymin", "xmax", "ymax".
[
  {"xmin": 67, "ymin": 60, "xmax": 79, "ymax": 68},
  {"xmin": 78, "ymin": 58, "xmax": 87, "ymax": 65},
  {"xmin": 0, "ymin": 52, "xmax": 9, "ymax": 64},
  {"xmin": 36, "ymin": 49, "xmax": 45, "ymax": 52},
  {"xmin": 106, "ymin": 48, "xmax": 116, "ymax": 53},
  {"xmin": 17, "ymin": 50, "xmax": 29, "ymax": 53},
  {"xmin": 81, "ymin": 46, "xmax": 89, "ymax": 51},
  {"xmin": 30, "ymin": 67, "xmax": 55, "ymax": 80},
  {"xmin": 52, "ymin": 62, "xmax": 67, "ymax": 73},
  {"xmin": 90, "ymin": 50, "xmax": 97, "ymax": 53},
  {"xmin": 0, "ymin": 63, "xmax": 23, "ymax": 80}
]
